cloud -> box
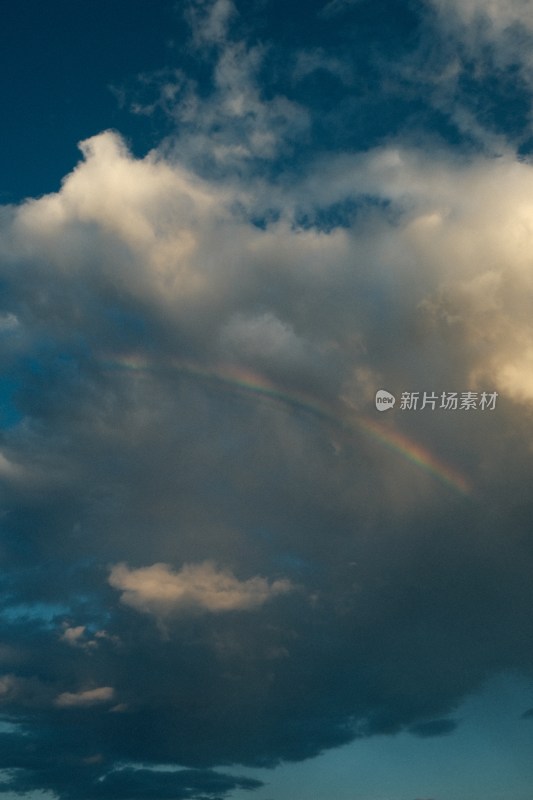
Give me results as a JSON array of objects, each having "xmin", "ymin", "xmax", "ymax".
[
  {"xmin": 0, "ymin": 732, "xmax": 263, "ymax": 800},
  {"xmin": 1, "ymin": 3, "xmax": 533, "ymax": 799},
  {"xmin": 0, "ymin": 311, "xmax": 19, "ymax": 332},
  {"xmin": 186, "ymin": 0, "xmax": 238, "ymax": 46},
  {"xmin": 422, "ymin": 0, "xmax": 533, "ymax": 140},
  {"xmin": 0, "ymin": 450, "xmax": 24, "ymax": 480},
  {"xmin": 427, "ymin": 0, "xmax": 533, "ymax": 35},
  {"xmin": 60, "ymin": 625, "xmax": 87, "ymax": 646},
  {"xmin": 109, "ymin": 561, "xmax": 293, "ymax": 618},
  {"xmin": 55, "ymin": 687, "xmax": 116, "ymax": 708},
  {"xmin": 119, "ymin": 1, "xmax": 308, "ymax": 171}
]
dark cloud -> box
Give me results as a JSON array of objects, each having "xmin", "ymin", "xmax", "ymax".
[{"xmin": 0, "ymin": 733, "xmax": 262, "ymax": 800}]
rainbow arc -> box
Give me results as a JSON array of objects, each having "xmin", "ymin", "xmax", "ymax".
[{"xmin": 103, "ymin": 353, "xmax": 471, "ymax": 496}]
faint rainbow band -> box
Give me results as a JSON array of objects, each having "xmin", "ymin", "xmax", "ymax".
[{"xmin": 102, "ymin": 354, "xmax": 471, "ymax": 496}]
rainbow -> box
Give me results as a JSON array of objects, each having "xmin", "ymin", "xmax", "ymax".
[
  {"xmin": 354, "ymin": 415, "xmax": 471, "ymax": 495},
  {"xmin": 101, "ymin": 353, "xmax": 471, "ymax": 496}
]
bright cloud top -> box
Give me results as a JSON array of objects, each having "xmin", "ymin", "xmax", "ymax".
[{"xmin": 109, "ymin": 561, "xmax": 293, "ymax": 617}]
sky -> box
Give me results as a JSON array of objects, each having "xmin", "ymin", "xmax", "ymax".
[{"xmin": 1, "ymin": 1, "xmax": 533, "ymax": 799}]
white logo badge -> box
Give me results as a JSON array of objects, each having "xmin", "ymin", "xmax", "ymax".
[{"xmin": 375, "ymin": 389, "xmax": 396, "ymax": 411}]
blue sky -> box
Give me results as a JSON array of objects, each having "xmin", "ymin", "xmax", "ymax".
[{"xmin": 1, "ymin": 1, "xmax": 533, "ymax": 799}]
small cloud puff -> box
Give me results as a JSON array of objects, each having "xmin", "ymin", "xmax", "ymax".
[
  {"xmin": 60, "ymin": 625, "xmax": 87, "ymax": 646},
  {"xmin": 55, "ymin": 686, "xmax": 116, "ymax": 708}
]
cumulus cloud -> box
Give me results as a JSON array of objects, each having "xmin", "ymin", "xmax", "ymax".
[
  {"xmin": 1, "ymin": 120, "xmax": 532, "ymax": 794},
  {"xmin": 109, "ymin": 561, "xmax": 293, "ymax": 618}
]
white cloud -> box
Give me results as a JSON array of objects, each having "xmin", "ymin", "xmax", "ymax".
[
  {"xmin": 425, "ymin": 0, "xmax": 533, "ymax": 90},
  {"xmin": 277, "ymin": 143, "xmax": 533, "ymax": 406},
  {"xmin": 109, "ymin": 561, "xmax": 293, "ymax": 617},
  {"xmin": 421, "ymin": 0, "xmax": 533, "ymax": 146},
  {"xmin": 6, "ymin": 130, "xmax": 225, "ymax": 309},
  {"xmin": 4, "ymin": 121, "xmax": 533, "ymax": 414},
  {"xmin": 123, "ymin": 1, "xmax": 308, "ymax": 168},
  {"xmin": 5, "ymin": 121, "xmax": 533, "ymax": 408}
]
